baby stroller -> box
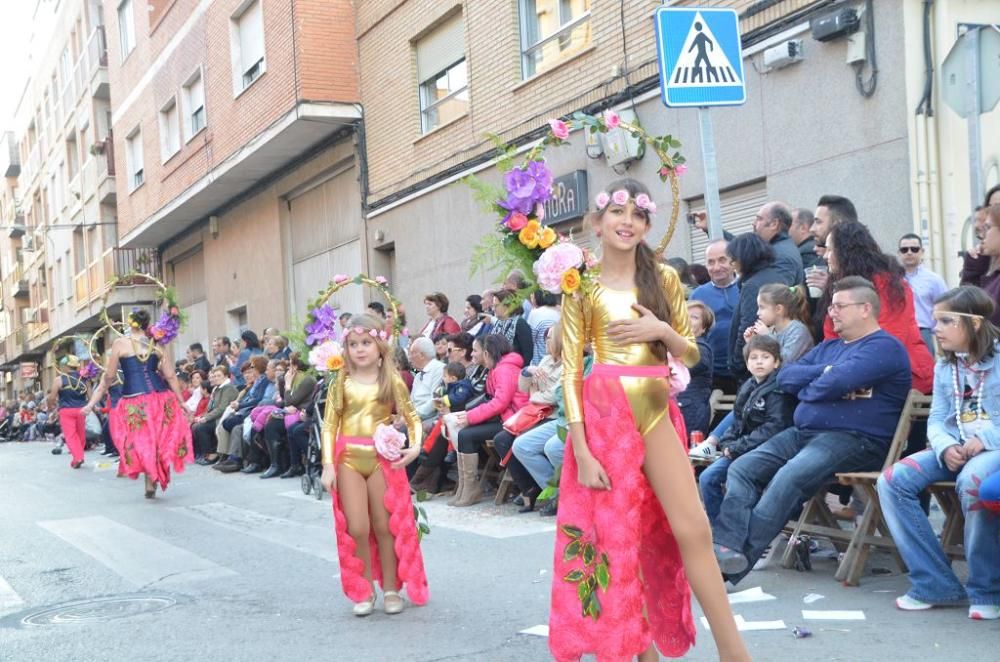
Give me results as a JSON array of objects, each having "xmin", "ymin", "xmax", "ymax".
[{"xmin": 300, "ymin": 377, "xmax": 327, "ymax": 500}]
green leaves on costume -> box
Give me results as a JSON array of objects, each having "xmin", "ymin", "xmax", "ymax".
[{"xmin": 560, "ymin": 524, "xmax": 612, "ymax": 621}]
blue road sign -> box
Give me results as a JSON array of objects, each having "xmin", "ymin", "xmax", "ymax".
[{"xmin": 654, "ymin": 7, "xmax": 746, "ymax": 107}]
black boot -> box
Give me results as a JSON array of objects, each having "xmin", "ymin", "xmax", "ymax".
[
  {"xmin": 260, "ymin": 436, "xmax": 283, "ymax": 479},
  {"xmin": 280, "ymin": 464, "xmax": 304, "ymax": 479}
]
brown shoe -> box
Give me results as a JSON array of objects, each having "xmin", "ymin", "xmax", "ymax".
[
  {"xmin": 453, "ymin": 453, "xmax": 483, "ymax": 507},
  {"xmin": 409, "ymin": 464, "xmax": 438, "ymax": 494}
]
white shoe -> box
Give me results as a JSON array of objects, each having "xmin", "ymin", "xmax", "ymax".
[
  {"xmin": 689, "ymin": 438, "xmax": 718, "ymax": 458},
  {"xmin": 353, "ymin": 586, "xmax": 377, "ymax": 617},
  {"xmin": 969, "ymin": 604, "xmax": 1000, "ymax": 620},
  {"xmin": 895, "ymin": 595, "xmax": 933, "ymax": 611},
  {"xmin": 383, "ymin": 591, "xmax": 405, "ymax": 615}
]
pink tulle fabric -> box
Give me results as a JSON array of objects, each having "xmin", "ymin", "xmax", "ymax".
[
  {"xmin": 110, "ymin": 392, "xmax": 193, "ymax": 490},
  {"xmin": 330, "ymin": 435, "xmax": 429, "ymax": 606},
  {"xmin": 550, "ymin": 366, "xmax": 695, "ymax": 661}
]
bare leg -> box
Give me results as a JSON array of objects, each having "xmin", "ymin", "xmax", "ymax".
[
  {"xmin": 366, "ymin": 469, "xmax": 399, "ymax": 592},
  {"xmin": 642, "ymin": 417, "xmax": 750, "ymax": 661},
  {"xmin": 638, "ymin": 644, "xmax": 659, "ymax": 661},
  {"xmin": 338, "ymin": 465, "xmax": 374, "ymax": 589}
]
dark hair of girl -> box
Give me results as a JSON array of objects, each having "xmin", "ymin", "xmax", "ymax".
[
  {"xmin": 824, "ymin": 222, "xmax": 906, "ymax": 313},
  {"xmin": 665, "ymin": 257, "xmax": 697, "ymax": 287},
  {"xmin": 594, "ymin": 178, "xmax": 673, "ymax": 361},
  {"xmin": 129, "ymin": 308, "xmax": 151, "ymax": 330},
  {"xmin": 241, "ymin": 329, "xmax": 261, "ymax": 349},
  {"xmin": 447, "ymin": 332, "xmax": 475, "ymax": 362},
  {"xmin": 758, "ymin": 283, "xmax": 810, "ymax": 325},
  {"xmin": 934, "ymin": 286, "xmax": 1000, "ymax": 364},
  {"xmin": 477, "ymin": 334, "xmax": 514, "ymax": 367},
  {"xmin": 531, "ymin": 288, "xmax": 559, "ymax": 308},
  {"xmin": 726, "ymin": 233, "xmax": 774, "ymax": 278},
  {"xmin": 466, "ymin": 294, "xmax": 483, "ymax": 315},
  {"xmin": 287, "ymin": 352, "xmax": 310, "ymax": 371}
]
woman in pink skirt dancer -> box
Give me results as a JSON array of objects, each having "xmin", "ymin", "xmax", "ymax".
[
  {"xmin": 84, "ymin": 308, "xmax": 192, "ymax": 499},
  {"xmin": 549, "ymin": 179, "xmax": 749, "ymax": 661}
]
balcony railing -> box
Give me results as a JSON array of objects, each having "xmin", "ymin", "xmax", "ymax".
[
  {"xmin": 97, "ymin": 131, "xmax": 115, "ymax": 177},
  {"xmin": 88, "ymin": 26, "xmax": 108, "ymax": 69},
  {"xmin": 73, "ymin": 247, "xmax": 160, "ymax": 310}
]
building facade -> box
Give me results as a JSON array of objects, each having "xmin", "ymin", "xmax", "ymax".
[
  {"xmin": 104, "ymin": 0, "xmax": 363, "ymax": 352},
  {"xmin": 357, "ymin": 0, "xmax": 1000, "ymax": 325}
]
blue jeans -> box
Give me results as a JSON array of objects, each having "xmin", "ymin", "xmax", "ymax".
[
  {"xmin": 877, "ymin": 448, "xmax": 1000, "ymax": 606},
  {"xmin": 712, "ymin": 427, "xmax": 887, "ymax": 579},
  {"xmin": 699, "ymin": 457, "xmax": 732, "ymax": 524},
  {"xmin": 711, "ymin": 411, "xmax": 734, "ymax": 439},
  {"xmin": 512, "ymin": 420, "xmax": 561, "ymax": 488}
]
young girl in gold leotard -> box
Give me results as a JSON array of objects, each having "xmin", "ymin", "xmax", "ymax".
[
  {"xmin": 319, "ymin": 314, "xmax": 428, "ymax": 616},
  {"xmin": 549, "ymin": 179, "xmax": 749, "ymax": 661}
]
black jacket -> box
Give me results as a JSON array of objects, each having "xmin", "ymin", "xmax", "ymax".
[
  {"xmin": 770, "ymin": 233, "xmax": 805, "ymax": 286},
  {"xmin": 728, "ymin": 263, "xmax": 789, "ymax": 380},
  {"xmin": 797, "ymin": 237, "xmax": 824, "ymax": 271},
  {"xmin": 678, "ymin": 337, "xmax": 714, "ymax": 436},
  {"xmin": 718, "ymin": 370, "xmax": 796, "ymax": 459}
]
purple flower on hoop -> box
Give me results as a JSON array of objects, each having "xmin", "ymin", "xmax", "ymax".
[
  {"xmin": 499, "ymin": 161, "xmax": 553, "ymax": 215},
  {"xmin": 148, "ymin": 311, "xmax": 180, "ymax": 345},
  {"xmin": 305, "ymin": 304, "xmax": 339, "ymax": 347},
  {"xmin": 79, "ymin": 360, "xmax": 101, "ymax": 380}
]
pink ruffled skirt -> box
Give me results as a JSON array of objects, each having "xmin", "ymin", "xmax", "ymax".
[
  {"xmin": 110, "ymin": 391, "xmax": 193, "ymax": 490},
  {"xmin": 550, "ymin": 364, "xmax": 695, "ymax": 661},
  {"xmin": 330, "ymin": 435, "xmax": 429, "ymax": 605}
]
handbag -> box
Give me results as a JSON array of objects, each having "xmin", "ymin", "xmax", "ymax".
[{"xmin": 502, "ymin": 403, "xmax": 554, "ymax": 436}]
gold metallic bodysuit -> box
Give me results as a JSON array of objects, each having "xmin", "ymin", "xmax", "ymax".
[
  {"xmin": 562, "ymin": 264, "xmax": 699, "ymax": 435},
  {"xmin": 320, "ymin": 372, "xmax": 422, "ymax": 477}
]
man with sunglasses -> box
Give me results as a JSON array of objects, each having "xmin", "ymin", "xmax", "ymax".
[{"xmin": 899, "ymin": 233, "xmax": 948, "ymax": 353}]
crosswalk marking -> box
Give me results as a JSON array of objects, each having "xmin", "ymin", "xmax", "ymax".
[
  {"xmin": 38, "ymin": 516, "xmax": 237, "ymax": 588},
  {"xmin": 0, "ymin": 575, "xmax": 25, "ymax": 613},
  {"xmin": 277, "ymin": 490, "xmax": 556, "ymax": 540},
  {"xmin": 170, "ymin": 502, "xmax": 339, "ymax": 564}
]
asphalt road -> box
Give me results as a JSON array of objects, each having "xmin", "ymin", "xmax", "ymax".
[{"xmin": 0, "ymin": 441, "xmax": 992, "ymax": 661}]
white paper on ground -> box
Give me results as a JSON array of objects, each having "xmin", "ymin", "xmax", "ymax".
[
  {"xmin": 727, "ymin": 586, "xmax": 777, "ymax": 604},
  {"xmin": 803, "ymin": 593, "xmax": 825, "ymax": 604},
  {"xmin": 519, "ymin": 625, "xmax": 550, "ymax": 637},
  {"xmin": 802, "ymin": 610, "xmax": 866, "ymax": 620},
  {"xmin": 701, "ymin": 615, "xmax": 787, "ymax": 632}
]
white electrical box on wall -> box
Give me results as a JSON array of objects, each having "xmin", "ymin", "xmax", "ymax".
[{"xmin": 601, "ymin": 108, "xmax": 641, "ymax": 167}]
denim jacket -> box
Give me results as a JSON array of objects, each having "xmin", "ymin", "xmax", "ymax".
[{"xmin": 927, "ymin": 344, "xmax": 1000, "ymax": 465}]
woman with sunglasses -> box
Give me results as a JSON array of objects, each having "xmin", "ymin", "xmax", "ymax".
[{"xmin": 878, "ymin": 286, "xmax": 1000, "ymax": 620}]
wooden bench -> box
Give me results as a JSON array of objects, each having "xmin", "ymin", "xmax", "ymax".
[
  {"xmin": 708, "ymin": 389, "xmax": 737, "ymax": 426},
  {"xmin": 927, "ymin": 481, "xmax": 966, "ymax": 560},
  {"xmin": 482, "ymin": 439, "xmax": 515, "ymax": 506},
  {"xmin": 781, "ymin": 390, "xmax": 932, "ymax": 585}
]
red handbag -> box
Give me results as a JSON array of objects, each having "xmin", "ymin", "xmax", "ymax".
[{"xmin": 502, "ymin": 403, "xmax": 554, "ymax": 437}]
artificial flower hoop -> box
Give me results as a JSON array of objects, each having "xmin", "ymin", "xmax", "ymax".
[
  {"xmin": 98, "ymin": 272, "xmax": 186, "ymax": 346},
  {"xmin": 48, "ymin": 334, "xmax": 103, "ymax": 380},
  {"xmin": 468, "ymin": 111, "xmax": 686, "ymax": 301}
]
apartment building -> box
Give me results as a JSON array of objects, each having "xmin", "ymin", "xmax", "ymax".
[
  {"xmin": 359, "ymin": 0, "xmax": 1000, "ymax": 319},
  {"xmin": 1, "ymin": 1, "xmax": 160, "ymax": 397},
  {"xmin": 105, "ymin": 0, "xmax": 362, "ymax": 349}
]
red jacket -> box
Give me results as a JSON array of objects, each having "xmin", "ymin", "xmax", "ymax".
[
  {"xmin": 823, "ymin": 272, "xmax": 934, "ymax": 394},
  {"xmin": 467, "ymin": 352, "xmax": 530, "ymax": 425}
]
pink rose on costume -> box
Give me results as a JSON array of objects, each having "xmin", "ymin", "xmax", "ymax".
[
  {"xmin": 334, "ymin": 273, "xmax": 350, "ymax": 284},
  {"xmin": 373, "ymin": 424, "xmax": 405, "ymax": 462},
  {"xmin": 534, "ymin": 242, "xmax": 584, "ymax": 294},
  {"xmin": 675, "ymin": 164, "xmax": 688, "ymax": 176},
  {"xmin": 635, "ymin": 193, "xmax": 651, "ymax": 209},
  {"xmin": 603, "ymin": 110, "xmax": 621, "ymax": 129},
  {"xmin": 658, "ymin": 167, "xmax": 670, "ymax": 177},
  {"xmin": 612, "ymin": 190, "xmax": 629, "ymax": 206},
  {"xmin": 668, "ymin": 355, "xmax": 691, "ymax": 397},
  {"xmin": 595, "ymin": 191, "xmax": 610, "ymax": 209},
  {"xmin": 308, "ymin": 340, "xmax": 343, "ymax": 373},
  {"xmin": 548, "ymin": 119, "xmax": 570, "ymax": 140},
  {"xmin": 506, "ymin": 212, "xmax": 529, "ymax": 231}
]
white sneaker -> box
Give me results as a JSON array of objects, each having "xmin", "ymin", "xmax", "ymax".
[
  {"xmin": 689, "ymin": 438, "xmax": 718, "ymax": 459},
  {"xmin": 969, "ymin": 604, "xmax": 1000, "ymax": 620},
  {"xmin": 895, "ymin": 595, "xmax": 933, "ymax": 611}
]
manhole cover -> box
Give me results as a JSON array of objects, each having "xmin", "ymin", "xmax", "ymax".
[{"xmin": 21, "ymin": 595, "xmax": 176, "ymax": 626}]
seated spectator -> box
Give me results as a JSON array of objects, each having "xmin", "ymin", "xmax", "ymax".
[
  {"xmin": 212, "ymin": 336, "xmax": 232, "ymax": 368},
  {"xmin": 446, "ymin": 332, "xmax": 488, "ymax": 395},
  {"xmin": 744, "ymin": 283, "xmax": 814, "ymax": 363},
  {"xmin": 387, "ymin": 305, "xmax": 409, "ymax": 350},
  {"xmin": 822, "ymin": 222, "xmax": 934, "ymax": 393},
  {"xmin": 433, "ymin": 335, "xmax": 449, "ymax": 362},
  {"xmin": 265, "ymin": 335, "xmax": 291, "ymax": 360},
  {"xmin": 486, "ymin": 289, "xmax": 533, "ymax": 366},
  {"xmin": 712, "ymin": 276, "xmax": 912, "ymax": 582},
  {"xmin": 187, "ymin": 343, "xmax": 212, "ymax": 373},
  {"xmin": 697, "ymin": 335, "xmax": 795, "ymax": 523},
  {"xmin": 394, "ymin": 345, "xmax": 414, "ymax": 391},
  {"xmin": 678, "ymin": 300, "xmax": 715, "ymax": 438},
  {"xmin": 193, "ymin": 366, "xmax": 238, "ymax": 464},
  {"xmin": 367, "ymin": 301, "xmax": 387, "ymax": 321},
  {"xmin": 184, "ymin": 370, "xmax": 210, "ymax": 417},
  {"xmin": 727, "ymin": 233, "xmax": 791, "ymax": 382},
  {"xmin": 878, "ymin": 286, "xmax": 1000, "ymax": 620},
  {"xmin": 491, "ymin": 325, "xmax": 564, "ymax": 512},
  {"xmin": 898, "ymin": 233, "xmax": 948, "ymax": 352},
  {"xmin": 258, "ymin": 353, "xmax": 317, "ymax": 478},
  {"xmin": 665, "ymin": 256, "xmax": 698, "ymax": 297},
  {"xmin": 231, "ymin": 330, "xmax": 264, "ymax": 388},
  {"xmin": 692, "ymin": 239, "xmax": 740, "ymax": 394},
  {"xmin": 338, "ymin": 312, "xmax": 353, "ymax": 338},
  {"xmin": 526, "ymin": 289, "xmax": 560, "ymax": 366},
  {"xmin": 448, "ymin": 335, "xmax": 529, "ymax": 507},
  {"xmin": 214, "ymin": 359, "xmax": 268, "ymax": 472},
  {"xmin": 418, "ymin": 292, "xmax": 461, "ymax": 339},
  {"xmin": 961, "ymin": 202, "xmax": 1000, "ymax": 326},
  {"xmin": 461, "ymin": 294, "xmax": 487, "ymax": 335},
  {"xmin": 407, "ymin": 337, "xmax": 445, "ymax": 421},
  {"xmin": 440, "ymin": 362, "xmax": 475, "ymax": 412}
]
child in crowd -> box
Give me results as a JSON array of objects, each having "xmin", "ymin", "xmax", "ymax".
[
  {"xmin": 678, "ymin": 300, "xmax": 715, "ymax": 439},
  {"xmin": 744, "ymin": 283, "xmax": 815, "ymax": 363},
  {"xmin": 437, "ymin": 362, "xmax": 475, "ymax": 443},
  {"xmin": 319, "ymin": 314, "xmax": 428, "ymax": 617},
  {"xmin": 697, "ymin": 334, "xmax": 796, "ymax": 524}
]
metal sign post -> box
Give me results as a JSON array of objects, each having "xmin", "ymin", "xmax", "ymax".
[{"xmin": 697, "ymin": 107, "xmax": 724, "ymax": 240}]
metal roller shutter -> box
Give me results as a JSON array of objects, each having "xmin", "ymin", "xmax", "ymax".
[{"xmin": 687, "ymin": 180, "xmax": 767, "ymax": 263}]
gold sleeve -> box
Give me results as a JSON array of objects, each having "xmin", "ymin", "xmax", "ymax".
[
  {"xmin": 320, "ymin": 371, "xmax": 345, "ymax": 465},
  {"xmin": 662, "ymin": 265, "xmax": 700, "ymax": 368},
  {"xmin": 393, "ymin": 372, "xmax": 422, "ymax": 448},
  {"xmin": 561, "ymin": 290, "xmax": 588, "ymax": 425}
]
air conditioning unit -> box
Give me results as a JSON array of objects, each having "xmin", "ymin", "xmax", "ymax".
[
  {"xmin": 810, "ymin": 7, "xmax": 860, "ymax": 42},
  {"xmin": 22, "ymin": 308, "xmax": 38, "ymax": 324},
  {"xmin": 22, "ymin": 234, "xmax": 35, "ymax": 252}
]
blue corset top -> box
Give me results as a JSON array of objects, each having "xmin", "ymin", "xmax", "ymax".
[{"xmin": 120, "ymin": 355, "xmax": 169, "ymax": 396}]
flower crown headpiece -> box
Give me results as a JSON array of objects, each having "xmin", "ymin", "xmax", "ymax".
[
  {"xmin": 351, "ymin": 326, "xmax": 390, "ymax": 341},
  {"xmin": 595, "ymin": 190, "xmax": 657, "ymax": 214}
]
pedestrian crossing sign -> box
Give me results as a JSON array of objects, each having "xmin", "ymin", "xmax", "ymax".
[{"xmin": 654, "ymin": 7, "xmax": 746, "ymax": 107}]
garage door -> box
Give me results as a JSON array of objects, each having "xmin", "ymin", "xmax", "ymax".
[
  {"xmin": 171, "ymin": 247, "xmax": 208, "ymax": 356},
  {"xmin": 288, "ymin": 166, "xmax": 364, "ymax": 316},
  {"xmin": 687, "ymin": 181, "xmax": 768, "ymax": 263}
]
